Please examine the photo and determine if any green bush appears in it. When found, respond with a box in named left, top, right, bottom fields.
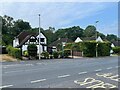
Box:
left=23, top=50, right=28, bottom=57
left=53, top=51, right=59, bottom=58
left=27, top=44, right=37, bottom=58
left=82, top=41, right=111, bottom=57
left=41, top=51, right=49, bottom=59
left=6, top=45, right=13, bottom=55
left=112, top=46, right=120, bottom=54
left=82, top=41, right=96, bottom=57
left=97, top=42, right=111, bottom=56
left=64, top=49, right=71, bottom=58
left=6, top=45, right=21, bottom=59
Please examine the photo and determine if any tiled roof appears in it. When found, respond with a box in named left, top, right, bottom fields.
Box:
left=49, top=38, right=72, bottom=47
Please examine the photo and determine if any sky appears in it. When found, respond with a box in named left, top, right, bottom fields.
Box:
left=0, top=1, right=118, bottom=36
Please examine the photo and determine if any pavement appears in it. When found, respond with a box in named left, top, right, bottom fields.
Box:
left=1, top=56, right=119, bottom=89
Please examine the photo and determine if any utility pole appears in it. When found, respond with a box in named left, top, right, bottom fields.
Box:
left=95, top=21, right=99, bottom=57
left=39, top=14, right=41, bottom=60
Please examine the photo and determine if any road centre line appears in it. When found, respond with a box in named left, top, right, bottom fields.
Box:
left=95, top=69, right=102, bottom=72
left=58, top=74, right=70, bottom=78
left=107, top=67, right=113, bottom=69
left=0, top=85, right=13, bottom=88
left=78, top=71, right=87, bottom=75
left=31, top=79, right=46, bottom=83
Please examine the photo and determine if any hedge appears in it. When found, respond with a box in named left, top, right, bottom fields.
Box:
left=82, top=41, right=96, bottom=57
left=6, top=45, right=21, bottom=59
left=112, top=46, right=120, bottom=54
left=97, top=42, right=111, bottom=56
left=82, top=41, right=111, bottom=57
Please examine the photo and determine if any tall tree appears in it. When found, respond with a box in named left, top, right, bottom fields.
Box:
left=83, top=25, right=96, bottom=37
left=106, top=34, right=118, bottom=42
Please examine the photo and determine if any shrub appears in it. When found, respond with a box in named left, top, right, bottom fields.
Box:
left=23, top=50, right=28, bottom=57
left=6, top=45, right=21, bottom=59
left=53, top=51, right=59, bottom=58
left=64, top=49, right=71, bottom=58
left=112, top=46, right=120, bottom=54
left=97, top=42, right=111, bottom=56
left=6, top=45, right=13, bottom=55
left=27, top=44, right=37, bottom=58
left=81, top=41, right=111, bottom=57
left=82, top=41, right=96, bottom=57
left=41, top=51, right=49, bottom=59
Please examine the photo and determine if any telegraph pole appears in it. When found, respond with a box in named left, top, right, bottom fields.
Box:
left=95, top=21, right=99, bottom=57
left=39, top=14, right=41, bottom=60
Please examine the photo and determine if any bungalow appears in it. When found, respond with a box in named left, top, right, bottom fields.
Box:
left=48, top=38, right=72, bottom=54
left=82, top=36, right=104, bottom=42
left=13, top=31, right=47, bottom=55
left=74, top=37, right=83, bottom=43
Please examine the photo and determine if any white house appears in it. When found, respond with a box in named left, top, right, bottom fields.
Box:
left=13, top=31, right=47, bottom=54
left=75, top=37, right=83, bottom=43
left=96, top=36, right=103, bottom=42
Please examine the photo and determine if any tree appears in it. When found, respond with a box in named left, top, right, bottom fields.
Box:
left=13, top=19, right=31, bottom=35
left=106, top=34, right=118, bottom=42
left=83, top=25, right=96, bottom=37
left=54, top=26, right=84, bottom=41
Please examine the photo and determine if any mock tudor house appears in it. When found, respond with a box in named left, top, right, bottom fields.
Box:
left=13, top=31, right=47, bottom=55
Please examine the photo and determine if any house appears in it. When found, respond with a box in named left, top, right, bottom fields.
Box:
left=111, top=40, right=120, bottom=47
left=82, top=36, right=104, bottom=42
left=74, top=37, right=83, bottom=43
left=13, top=31, right=47, bottom=54
left=48, top=38, right=72, bottom=54
left=96, top=36, right=103, bottom=42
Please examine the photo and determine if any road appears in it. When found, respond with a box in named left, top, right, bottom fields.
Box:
left=1, top=56, right=119, bottom=89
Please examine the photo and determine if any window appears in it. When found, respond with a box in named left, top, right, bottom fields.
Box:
left=30, top=39, right=36, bottom=42
left=41, top=38, right=44, bottom=42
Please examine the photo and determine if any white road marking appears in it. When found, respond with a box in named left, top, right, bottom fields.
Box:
left=31, top=79, right=46, bottom=83
left=95, top=69, right=102, bottom=72
left=0, top=85, right=13, bottom=88
left=58, top=74, right=70, bottom=78
left=107, top=67, right=113, bottom=70
left=37, top=63, right=42, bottom=65
left=78, top=71, right=87, bottom=75
left=5, top=70, right=23, bottom=73
left=26, top=64, right=33, bottom=66
left=115, top=66, right=120, bottom=68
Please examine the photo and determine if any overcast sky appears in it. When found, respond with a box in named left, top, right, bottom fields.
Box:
left=0, top=1, right=118, bottom=36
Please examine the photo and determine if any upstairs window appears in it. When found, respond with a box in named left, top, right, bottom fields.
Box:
left=41, top=38, right=44, bottom=42
left=30, top=39, right=36, bottom=42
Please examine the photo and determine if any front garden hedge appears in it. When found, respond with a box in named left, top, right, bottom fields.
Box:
left=6, top=45, right=22, bottom=59
left=82, top=41, right=111, bottom=57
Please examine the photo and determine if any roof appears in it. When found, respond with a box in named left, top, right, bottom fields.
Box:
left=75, top=37, right=83, bottom=43
left=49, top=38, right=72, bottom=47
left=112, top=40, right=120, bottom=46
left=16, top=31, right=37, bottom=44
left=96, top=36, right=103, bottom=42
left=16, top=35, right=36, bottom=48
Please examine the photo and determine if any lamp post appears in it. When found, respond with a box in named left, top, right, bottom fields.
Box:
left=95, top=21, right=99, bottom=57
left=39, top=14, right=41, bottom=60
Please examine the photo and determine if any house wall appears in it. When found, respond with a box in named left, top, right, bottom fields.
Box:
left=13, top=32, right=47, bottom=55
left=13, top=38, right=19, bottom=47
left=36, top=33, right=47, bottom=45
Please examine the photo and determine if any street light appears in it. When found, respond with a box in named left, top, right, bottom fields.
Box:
left=95, top=21, right=99, bottom=57
left=38, top=14, right=41, bottom=60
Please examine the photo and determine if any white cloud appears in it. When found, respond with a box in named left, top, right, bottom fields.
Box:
left=0, top=2, right=118, bottom=36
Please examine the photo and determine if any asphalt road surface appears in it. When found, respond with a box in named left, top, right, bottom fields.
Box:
left=1, top=56, right=119, bottom=89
